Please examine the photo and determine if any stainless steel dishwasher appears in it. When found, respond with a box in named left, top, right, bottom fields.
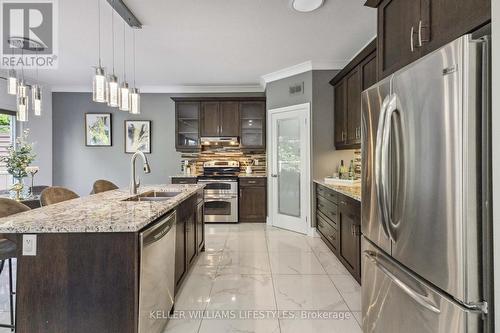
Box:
left=138, top=211, right=176, bottom=333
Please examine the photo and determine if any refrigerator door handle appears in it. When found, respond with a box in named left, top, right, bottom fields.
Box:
left=380, top=93, right=398, bottom=242
left=375, top=95, right=392, bottom=240
left=364, top=250, right=441, bottom=314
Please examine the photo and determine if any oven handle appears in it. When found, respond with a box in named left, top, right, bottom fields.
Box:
left=198, top=179, right=237, bottom=183
left=204, top=196, right=238, bottom=201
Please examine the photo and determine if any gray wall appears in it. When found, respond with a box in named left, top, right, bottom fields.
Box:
left=266, top=72, right=313, bottom=110
left=52, top=92, right=263, bottom=195
left=0, top=80, right=53, bottom=186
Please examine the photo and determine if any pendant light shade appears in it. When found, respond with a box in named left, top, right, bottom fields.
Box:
left=119, top=82, right=130, bottom=111
left=93, top=67, right=107, bottom=103
left=107, top=74, right=119, bottom=107
left=17, top=80, right=27, bottom=98
left=7, top=69, right=17, bottom=95
left=32, top=84, right=42, bottom=116
left=17, top=96, right=28, bottom=122
left=129, top=87, right=140, bottom=114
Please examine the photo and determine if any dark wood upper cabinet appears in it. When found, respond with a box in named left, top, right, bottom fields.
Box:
left=377, top=0, right=490, bottom=79
left=332, top=41, right=376, bottom=150
left=377, top=0, right=421, bottom=79
left=173, top=97, right=266, bottom=152
left=175, top=101, right=200, bottom=151
left=420, top=0, right=490, bottom=56
left=240, top=101, right=266, bottom=151
left=346, top=68, right=362, bottom=145
left=220, top=102, right=240, bottom=137
left=200, top=101, right=220, bottom=137
left=239, top=178, right=267, bottom=223
left=361, top=53, right=377, bottom=90
left=334, top=80, right=346, bottom=147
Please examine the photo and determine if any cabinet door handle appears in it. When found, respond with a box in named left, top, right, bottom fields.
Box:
left=418, top=20, right=429, bottom=47
left=410, top=26, right=415, bottom=52
left=248, top=180, right=256, bottom=184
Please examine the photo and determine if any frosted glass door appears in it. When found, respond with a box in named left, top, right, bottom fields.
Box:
left=269, top=104, right=310, bottom=235
left=277, top=118, right=301, bottom=217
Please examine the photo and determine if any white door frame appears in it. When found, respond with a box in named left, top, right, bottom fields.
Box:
left=267, top=103, right=311, bottom=234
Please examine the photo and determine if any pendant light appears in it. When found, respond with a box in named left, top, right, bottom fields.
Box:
left=17, top=96, right=28, bottom=122
left=32, top=84, right=42, bottom=116
left=7, top=69, right=17, bottom=95
left=92, top=0, right=107, bottom=103
left=107, top=8, right=119, bottom=107
left=129, top=29, right=140, bottom=114
left=119, top=22, right=130, bottom=111
left=32, top=49, right=42, bottom=116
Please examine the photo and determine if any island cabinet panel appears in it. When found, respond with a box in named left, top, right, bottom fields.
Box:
left=174, top=192, right=203, bottom=292
left=196, top=195, right=205, bottom=253
left=315, top=183, right=361, bottom=283
left=15, top=233, right=139, bottom=333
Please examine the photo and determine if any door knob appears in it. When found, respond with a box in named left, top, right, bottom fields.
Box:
left=271, top=174, right=278, bottom=178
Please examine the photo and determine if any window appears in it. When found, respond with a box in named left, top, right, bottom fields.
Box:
left=0, top=111, right=16, bottom=191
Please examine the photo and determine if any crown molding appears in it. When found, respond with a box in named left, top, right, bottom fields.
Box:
left=51, top=84, right=265, bottom=93
left=260, top=60, right=348, bottom=87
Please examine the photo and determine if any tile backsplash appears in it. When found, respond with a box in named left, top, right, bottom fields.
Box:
left=180, top=148, right=266, bottom=175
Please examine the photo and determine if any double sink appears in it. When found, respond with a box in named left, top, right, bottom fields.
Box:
left=124, top=190, right=182, bottom=202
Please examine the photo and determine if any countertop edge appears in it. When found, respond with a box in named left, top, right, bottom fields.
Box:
left=313, top=179, right=361, bottom=202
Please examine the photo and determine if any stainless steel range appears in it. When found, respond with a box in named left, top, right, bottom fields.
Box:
left=198, top=161, right=239, bottom=223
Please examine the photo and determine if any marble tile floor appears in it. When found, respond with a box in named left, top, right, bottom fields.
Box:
left=0, top=224, right=362, bottom=333
left=164, top=223, right=362, bottom=333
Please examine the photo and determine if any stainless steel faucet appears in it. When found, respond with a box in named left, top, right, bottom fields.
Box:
left=130, top=151, right=151, bottom=194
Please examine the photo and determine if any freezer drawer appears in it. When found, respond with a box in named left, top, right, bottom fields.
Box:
left=361, top=238, right=483, bottom=333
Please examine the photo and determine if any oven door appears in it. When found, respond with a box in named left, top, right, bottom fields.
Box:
left=204, top=195, right=238, bottom=223
left=198, top=179, right=237, bottom=196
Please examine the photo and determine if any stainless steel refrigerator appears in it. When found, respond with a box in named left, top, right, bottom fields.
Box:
left=361, top=33, right=492, bottom=333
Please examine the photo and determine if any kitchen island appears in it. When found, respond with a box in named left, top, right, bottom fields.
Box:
left=0, top=184, right=204, bottom=333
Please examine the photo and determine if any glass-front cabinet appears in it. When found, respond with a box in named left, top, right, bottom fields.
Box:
left=175, top=101, right=200, bottom=151
left=240, top=101, right=266, bottom=151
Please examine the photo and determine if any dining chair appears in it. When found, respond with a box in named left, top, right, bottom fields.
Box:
left=92, top=180, right=119, bottom=194
left=40, top=186, right=80, bottom=206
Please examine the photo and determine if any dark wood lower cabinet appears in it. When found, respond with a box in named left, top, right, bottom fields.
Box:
left=338, top=200, right=361, bottom=283
left=315, top=183, right=361, bottom=283
left=175, top=192, right=204, bottom=292
left=239, top=177, right=267, bottom=223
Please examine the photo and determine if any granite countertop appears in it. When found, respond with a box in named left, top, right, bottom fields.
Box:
left=0, top=184, right=203, bottom=234
left=314, top=179, right=361, bottom=202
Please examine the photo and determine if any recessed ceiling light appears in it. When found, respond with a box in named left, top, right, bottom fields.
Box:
left=291, top=0, right=324, bottom=12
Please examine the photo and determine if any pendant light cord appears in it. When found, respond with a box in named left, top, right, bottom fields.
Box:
left=111, top=6, right=115, bottom=74
left=97, top=0, right=101, bottom=67
left=133, top=29, right=136, bottom=88
left=123, top=21, right=126, bottom=81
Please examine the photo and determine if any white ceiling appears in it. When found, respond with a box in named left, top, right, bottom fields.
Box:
left=35, top=0, right=376, bottom=91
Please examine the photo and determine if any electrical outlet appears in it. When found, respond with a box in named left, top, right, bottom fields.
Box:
left=22, top=234, right=37, bottom=256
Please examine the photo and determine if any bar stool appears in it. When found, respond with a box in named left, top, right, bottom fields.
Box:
left=91, top=180, right=118, bottom=194
left=0, top=198, right=31, bottom=331
left=40, top=186, right=79, bottom=206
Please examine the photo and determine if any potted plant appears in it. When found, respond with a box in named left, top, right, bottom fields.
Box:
left=1, top=129, right=36, bottom=200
